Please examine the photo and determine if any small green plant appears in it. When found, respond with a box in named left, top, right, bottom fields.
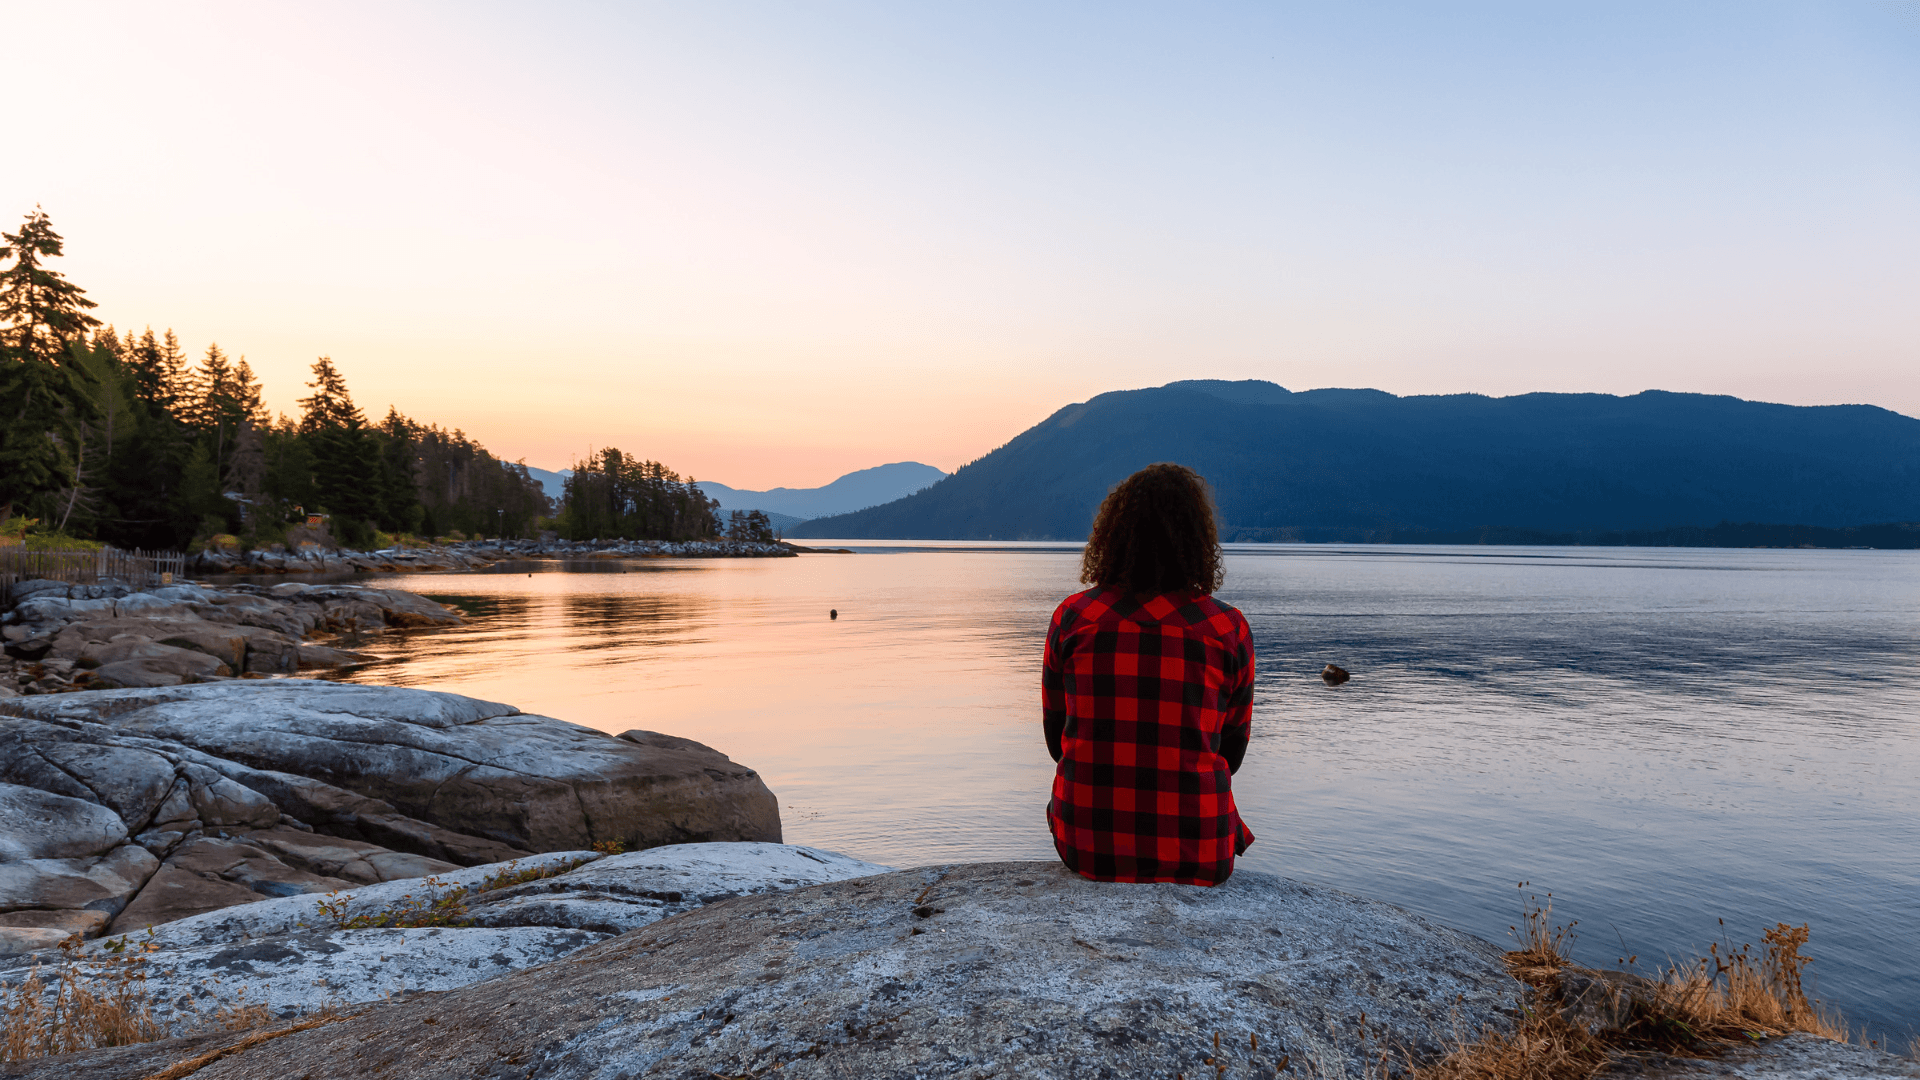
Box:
left=310, top=857, right=598, bottom=931
left=591, top=839, right=627, bottom=856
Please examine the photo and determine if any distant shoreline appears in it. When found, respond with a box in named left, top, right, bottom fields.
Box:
left=793, top=523, right=1920, bottom=550
left=188, top=538, right=850, bottom=576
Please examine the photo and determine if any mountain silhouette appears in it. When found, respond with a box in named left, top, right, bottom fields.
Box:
left=787, top=381, right=1920, bottom=541
left=697, top=461, right=947, bottom=521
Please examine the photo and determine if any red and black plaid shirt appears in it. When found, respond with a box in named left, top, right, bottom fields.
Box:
left=1042, top=585, right=1256, bottom=886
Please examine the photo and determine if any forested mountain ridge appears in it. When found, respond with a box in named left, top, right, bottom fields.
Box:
left=788, top=380, right=1920, bottom=541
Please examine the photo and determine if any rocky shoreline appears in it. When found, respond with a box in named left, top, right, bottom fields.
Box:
left=0, top=577, right=461, bottom=696
left=0, top=681, right=780, bottom=952
left=0, top=679, right=1910, bottom=1077
left=188, top=537, right=802, bottom=575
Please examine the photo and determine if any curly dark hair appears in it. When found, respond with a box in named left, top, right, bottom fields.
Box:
left=1080, top=463, right=1224, bottom=596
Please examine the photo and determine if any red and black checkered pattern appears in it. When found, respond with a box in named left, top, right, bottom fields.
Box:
left=1042, top=586, right=1256, bottom=886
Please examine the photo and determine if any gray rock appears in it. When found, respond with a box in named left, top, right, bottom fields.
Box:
left=2, top=637, right=51, bottom=662
left=36, top=861, right=1521, bottom=1080
left=151, top=627, right=250, bottom=671
left=4, top=580, right=71, bottom=604
left=0, top=782, right=128, bottom=861
left=90, top=645, right=231, bottom=688
left=31, top=743, right=179, bottom=832
left=294, top=643, right=374, bottom=669
left=132, top=925, right=611, bottom=1031
left=240, top=826, right=458, bottom=886
left=108, top=835, right=364, bottom=934
left=463, top=841, right=891, bottom=934
left=0, top=908, right=109, bottom=938
left=0, top=845, right=159, bottom=917
left=1609, top=1033, right=1920, bottom=1079
left=4, top=681, right=782, bottom=855
left=122, top=849, right=604, bottom=949
left=1559, top=966, right=1660, bottom=1033
left=0, top=926, right=75, bottom=956
left=0, top=682, right=782, bottom=936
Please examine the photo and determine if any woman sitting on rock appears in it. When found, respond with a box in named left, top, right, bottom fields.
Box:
left=1043, top=462, right=1256, bottom=885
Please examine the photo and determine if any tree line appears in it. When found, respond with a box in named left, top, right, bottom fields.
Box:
left=1, top=206, right=758, bottom=551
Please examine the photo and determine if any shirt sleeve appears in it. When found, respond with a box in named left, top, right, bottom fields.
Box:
left=1042, top=604, right=1068, bottom=763
left=1219, top=612, right=1254, bottom=774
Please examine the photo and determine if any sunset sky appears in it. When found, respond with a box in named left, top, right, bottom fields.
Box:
left=7, top=2, right=1917, bottom=489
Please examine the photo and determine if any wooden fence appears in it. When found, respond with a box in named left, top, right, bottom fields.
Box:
left=0, top=547, right=188, bottom=605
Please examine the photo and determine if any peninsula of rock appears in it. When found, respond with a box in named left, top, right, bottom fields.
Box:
left=0, top=681, right=781, bottom=952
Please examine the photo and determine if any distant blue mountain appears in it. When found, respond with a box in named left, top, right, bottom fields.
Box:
left=525, top=466, right=572, bottom=503
left=787, top=381, right=1920, bottom=541
left=697, top=462, right=947, bottom=521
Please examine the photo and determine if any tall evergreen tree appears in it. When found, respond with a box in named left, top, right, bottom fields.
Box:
left=0, top=208, right=102, bottom=522
left=0, top=207, right=100, bottom=363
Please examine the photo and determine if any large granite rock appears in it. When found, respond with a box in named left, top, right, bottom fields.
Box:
left=0, top=844, right=889, bottom=1033
left=0, top=682, right=783, bottom=941
left=19, top=861, right=1525, bottom=1080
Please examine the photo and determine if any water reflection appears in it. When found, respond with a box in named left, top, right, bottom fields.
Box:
left=287, top=544, right=1917, bottom=1040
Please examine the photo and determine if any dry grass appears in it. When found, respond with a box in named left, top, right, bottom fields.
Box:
left=1648, top=921, right=1844, bottom=1045
left=1404, top=890, right=1850, bottom=1080
left=0, top=936, right=289, bottom=1065
left=1, top=948, right=161, bottom=1062
left=309, top=855, right=599, bottom=931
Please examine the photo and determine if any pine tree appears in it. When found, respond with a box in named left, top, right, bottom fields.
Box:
left=158, top=330, right=189, bottom=413
left=125, top=327, right=168, bottom=406
left=0, top=208, right=101, bottom=522
left=0, top=207, right=101, bottom=364
left=298, top=356, right=363, bottom=432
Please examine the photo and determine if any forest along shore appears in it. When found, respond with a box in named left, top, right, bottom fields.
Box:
left=186, top=536, right=826, bottom=575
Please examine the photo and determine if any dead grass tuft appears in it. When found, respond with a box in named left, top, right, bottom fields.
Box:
left=1404, top=892, right=1850, bottom=1080
left=1644, top=921, right=1844, bottom=1045
left=1, top=936, right=300, bottom=1064
left=1, top=946, right=161, bottom=1062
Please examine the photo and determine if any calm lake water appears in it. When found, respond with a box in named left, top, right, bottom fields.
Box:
left=309, top=543, right=1918, bottom=1040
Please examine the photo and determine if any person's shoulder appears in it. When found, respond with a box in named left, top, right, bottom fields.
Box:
left=1183, top=593, right=1251, bottom=638
left=1052, top=586, right=1115, bottom=626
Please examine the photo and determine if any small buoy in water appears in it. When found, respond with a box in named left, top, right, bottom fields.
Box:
left=830, top=609, right=838, bottom=620
left=1321, top=664, right=1350, bottom=687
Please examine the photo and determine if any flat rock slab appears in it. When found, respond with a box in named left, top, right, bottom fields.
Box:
left=464, top=841, right=894, bottom=935
left=139, top=925, right=610, bottom=1030
left=119, top=861, right=1523, bottom=1080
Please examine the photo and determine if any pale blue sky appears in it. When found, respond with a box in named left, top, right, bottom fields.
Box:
left=7, top=1, right=1916, bottom=486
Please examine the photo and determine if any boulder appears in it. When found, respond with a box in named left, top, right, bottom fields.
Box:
left=108, top=835, right=363, bottom=934
left=0, top=927, right=75, bottom=956
left=152, top=628, right=250, bottom=671
left=0, top=783, right=128, bottom=861
left=294, top=643, right=375, bottom=669
left=0, top=845, right=159, bottom=917
left=4, top=580, right=71, bottom=604
left=2, top=637, right=51, bottom=662
left=1557, top=966, right=1660, bottom=1034
left=19, top=744, right=176, bottom=833
left=0, top=682, right=783, bottom=935
left=0, top=909, right=110, bottom=936
left=14, top=861, right=1524, bottom=1080
left=238, top=827, right=458, bottom=885
left=89, top=657, right=225, bottom=688
left=4, top=681, right=782, bottom=855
